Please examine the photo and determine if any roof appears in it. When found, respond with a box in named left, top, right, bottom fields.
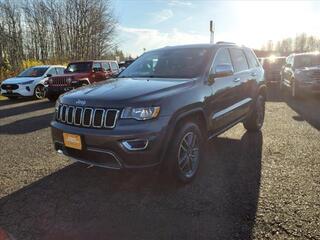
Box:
left=69, top=60, right=117, bottom=63
left=29, top=65, right=66, bottom=68
left=149, top=43, right=243, bottom=53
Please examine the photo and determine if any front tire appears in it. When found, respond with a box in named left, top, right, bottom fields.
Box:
left=34, top=84, right=46, bottom=99
left=291, top=80, right=302, bottom=99
left=243, top=94, right=265, bottom=132
left=166, top=121, right=203, bottom=183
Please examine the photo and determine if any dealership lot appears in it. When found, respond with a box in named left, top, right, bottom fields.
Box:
left=0, top=90, right=319, bottom=240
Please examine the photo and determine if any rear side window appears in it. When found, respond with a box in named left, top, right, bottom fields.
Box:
left=244, top=49, right=260, bottom=68
left=230, top=48, right=249, bottom=72
left=110, top=62, right=118, bottom=71
left=212, top=48, right=232, bottom=72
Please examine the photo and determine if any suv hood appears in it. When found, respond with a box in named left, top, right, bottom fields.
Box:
left=2, top=76, right=42, bottom=84
left=296, top=66, right=320, bottom=72
left=61, top=77, right=194, bottom=106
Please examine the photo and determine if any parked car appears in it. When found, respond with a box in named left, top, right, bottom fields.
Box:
left=0, top=65, right=65, bottom=100
left=263, top=56, right=286, bottom=86
left=51, top=43, right=266, bottom=183
left=281, top=52, right=320, bottom=98
left=46, top=60, right=119, bottom=101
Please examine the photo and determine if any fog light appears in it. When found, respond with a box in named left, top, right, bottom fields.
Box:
left=26, top=86, right=30, bottom=91
left=122, top=139, right=149, bottom=151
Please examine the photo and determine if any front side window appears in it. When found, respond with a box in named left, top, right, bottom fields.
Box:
left=212, top=48, right=232, bottom=73
left=102, top=62, right=111, bottom=71
left=18, top=67, right=49, bottom=77
left=229, top=48, right=249, bottom=72
left=111, top=62, right=118, bottom=71
left=65, top=62, right=92, bottom=73
left=47, top=68, right=57, bottom=76
left=119, top=47, right=212, bottom=79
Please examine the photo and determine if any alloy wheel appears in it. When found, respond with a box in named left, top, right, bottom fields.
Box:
left=177, top=131, right=200, bottom=179
left=35, top=85, right=46, bottom=99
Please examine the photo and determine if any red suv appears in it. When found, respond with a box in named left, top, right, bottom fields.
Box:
left=46, top=60, right=119, bottom=101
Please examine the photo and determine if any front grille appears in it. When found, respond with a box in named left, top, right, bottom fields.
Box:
left=1, top=84, right=19, bottom=90
left=51, top=77, right=68, bottom=86
left=56, top=104, right=119, bottom=128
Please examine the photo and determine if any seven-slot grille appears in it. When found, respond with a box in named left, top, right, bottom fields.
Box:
left=56, top=104, right=119, bottom=128
left=51, top=77, right=68, bottom=86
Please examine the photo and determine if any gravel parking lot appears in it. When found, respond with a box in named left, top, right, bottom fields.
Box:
left=0, top=89, right=319, bottom=240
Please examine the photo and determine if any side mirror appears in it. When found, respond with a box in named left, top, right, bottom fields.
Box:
left=46, top=74, right=52, bottom=78
left=285, top=63, right=292, bottom=68
left=209, top=64, right=234, bottom=83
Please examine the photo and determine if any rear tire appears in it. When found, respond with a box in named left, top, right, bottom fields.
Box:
left=243, top=94, right=265, bottom=132
left=165, top=121, right=204, bottom=183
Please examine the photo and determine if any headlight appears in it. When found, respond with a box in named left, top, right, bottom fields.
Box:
left=21, top=80, right=34, bottom=85
left=55, top=98, right=60, bottom=111
left=121, top=107, right=160, bottom=120
left=66, top=77, right=72, bottom=84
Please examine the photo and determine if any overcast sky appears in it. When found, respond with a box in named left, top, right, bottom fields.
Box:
left=112, top=0, right=320, bottom=57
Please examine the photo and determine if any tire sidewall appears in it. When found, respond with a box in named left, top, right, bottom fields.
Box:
left=167, top=121, right=203, bottom=183
left=34, top=84, right=46, bottom=99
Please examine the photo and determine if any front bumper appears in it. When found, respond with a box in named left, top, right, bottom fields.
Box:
left=0, top=85, right=34, bottom=97
left=51, top=116, right=171, bottom=169
left=46, top=86, right=74, bottom=96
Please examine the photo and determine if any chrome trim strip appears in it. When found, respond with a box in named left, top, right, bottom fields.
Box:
left=92, top=108, right=105, bottom=128
left=122, top=139, right=149, bottom=151
left=104, top=109, right=120, bottom=128
left=74, top=107, right=83, bottom=126
left=212, top=98, right=252, bottom=120
left=82, top=108, right=93, bottom=127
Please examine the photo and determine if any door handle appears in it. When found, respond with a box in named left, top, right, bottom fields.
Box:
left=233, top=77, right=241, bottom=82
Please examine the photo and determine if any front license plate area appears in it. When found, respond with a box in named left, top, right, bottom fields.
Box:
left=63, top=133, right=82, bottom=150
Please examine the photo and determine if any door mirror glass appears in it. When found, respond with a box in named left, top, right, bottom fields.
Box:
left=212, top=64, right=234, bottom=78
left=285, top=63, right=292, bottom=68
left=46, top=74, right=52, bottom=78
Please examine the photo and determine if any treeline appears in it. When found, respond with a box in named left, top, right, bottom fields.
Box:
left=262, top=33, right=320, bottom=55
left=0, top=0, right=120, bottom=80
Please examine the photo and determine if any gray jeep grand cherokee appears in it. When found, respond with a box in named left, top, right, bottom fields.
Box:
left=51, top=43, right=266, bottom=183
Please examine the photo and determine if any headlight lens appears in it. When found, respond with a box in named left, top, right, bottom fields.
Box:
left=66, top=77, right=72, bottom=84
left=55, top=98, right=60, bottom=111
left=21, top=80, right=34, bottom=85
left=121, top=107, right=160, bottom=120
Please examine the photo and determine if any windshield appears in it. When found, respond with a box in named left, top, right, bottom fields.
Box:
left=294, top=55, right=320, bottom=68
left=118, top=47, right=212, bottom=79
left=17, top=67, right=48, bottom=77
left=65, top=62, right=92, bottom=73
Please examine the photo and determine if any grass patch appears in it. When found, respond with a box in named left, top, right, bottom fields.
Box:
left=0, top=95, right=7, bottom=100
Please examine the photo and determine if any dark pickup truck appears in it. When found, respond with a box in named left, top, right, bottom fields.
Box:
left=51, top=43, right=266, bottom=183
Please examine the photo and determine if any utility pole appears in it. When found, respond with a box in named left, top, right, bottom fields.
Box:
left=210, top=20, right=215, bottom=44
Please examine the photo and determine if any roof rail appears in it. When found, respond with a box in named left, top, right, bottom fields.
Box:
left=216, top=41, right=236, bottom=45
